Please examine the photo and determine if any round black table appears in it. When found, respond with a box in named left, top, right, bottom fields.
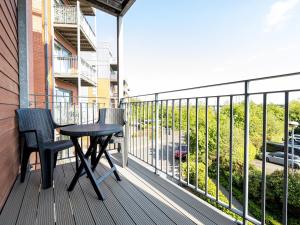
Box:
left=60, top=124, right=123, bottom=200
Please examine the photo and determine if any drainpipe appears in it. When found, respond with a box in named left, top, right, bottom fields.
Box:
left=44, top=0, right=49, bottom=109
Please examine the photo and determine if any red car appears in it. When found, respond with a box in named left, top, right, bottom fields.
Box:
left=175, top=145, right=188, bottom=160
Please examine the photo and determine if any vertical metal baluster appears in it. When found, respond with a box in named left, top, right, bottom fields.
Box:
left=229, top=96, right=234, bottom=209
left=155, top=94, right=159, bottom=174
left=216, top=97, right=220, bottom=203
left=129, top=102, right=131, bottom=154
left=166, top=100, right=169, bottom=174
left=261, top=93, right=267, bottom=224
left=147, top=101, right=149, bottom=164
left=92, top=103, right=95, bottom=123
left=161, top=100, right=163, bottom=171
left=172, top=100, right=175, bottom=179
left=195, top=98, right=199, bottom=190
left=205, top=97, right=208, bottom=196
left=80, top=103, right=83, bottom=149
left=283, top=92, right=289, bottom=225
left=138, top=102, right=143, bottom=160
left=87, top=103, right=89, bottom=149
left=67, top=102, right=70, bottom=159
left=187, top=98, right=190, bottom=185
left=136, top=102, right=138, bottom=158
left=243, top=81, right=250, bottom=225
left=179, top=99, right=182, bottom=182
left=152, top=101, right=154, bottom=167
left=59, top=102, right=62, bottom=159
left=143, top=102, right=145, bottom=162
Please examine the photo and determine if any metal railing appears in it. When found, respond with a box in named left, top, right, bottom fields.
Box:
left=80, top=57, right=97, bottom=84
left=29, top=94, right=116, bottom=164
left=53, top=56, right=97, bottom=84
left=53, top=5, right=96, bottom=48
left=121, top=72, right=300, bottom=225
left=79, top=11, right=96, bottom=48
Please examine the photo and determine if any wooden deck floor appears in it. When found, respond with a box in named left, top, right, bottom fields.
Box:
left=0, top=152, right=237, bottom=225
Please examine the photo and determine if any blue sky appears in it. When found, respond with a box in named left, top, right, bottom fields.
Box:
left=96, top=0, right=300, bottom=96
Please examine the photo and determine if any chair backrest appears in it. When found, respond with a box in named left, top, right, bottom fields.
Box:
left=98, top=108, right=125, bottom=126
left=16, top=108, right=55, bottom=148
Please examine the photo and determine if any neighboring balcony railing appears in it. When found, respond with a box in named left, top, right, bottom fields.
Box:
left=110, top=72, right=118, bottom=81
left=53, top=5, right=96, bottom=48
left=80, top=57, right=97, bottom=84
left=120, top=72, right=300, bottom=225
left=53, top=56, right=97, bottom=85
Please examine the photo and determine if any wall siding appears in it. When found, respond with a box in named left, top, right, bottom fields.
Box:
left=0, top=0, right=19, bottom=210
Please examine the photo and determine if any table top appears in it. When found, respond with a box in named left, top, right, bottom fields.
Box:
left=60, top=124, right=123, bottom=137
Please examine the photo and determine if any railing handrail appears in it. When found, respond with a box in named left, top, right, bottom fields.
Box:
left=124, top=71, right=300, bottom=98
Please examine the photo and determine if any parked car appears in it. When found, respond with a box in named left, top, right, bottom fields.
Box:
left=175, top=145, right=188, bottom=160
left=266, top=152, right=300, bottom=169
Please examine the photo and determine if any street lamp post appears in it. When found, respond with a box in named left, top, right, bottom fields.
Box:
left=289, top=121, right=299, bottom=173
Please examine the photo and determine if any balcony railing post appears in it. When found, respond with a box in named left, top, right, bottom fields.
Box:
left=243, top=81, right=250, bottom=224
left=155, top=93, right=159, bottom=174
left=122, top=98, right=129, bottom=167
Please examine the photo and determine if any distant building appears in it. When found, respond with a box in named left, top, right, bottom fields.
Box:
left=30, top=0, right=97, bottom=108
left=93, top=42, right=129, bottom=108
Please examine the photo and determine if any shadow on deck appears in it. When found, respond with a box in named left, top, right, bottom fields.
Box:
left=0, top=151, right=237, bottom=225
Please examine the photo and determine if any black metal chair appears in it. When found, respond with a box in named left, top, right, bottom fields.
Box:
left=97, top=108, right=126, bottom=152
left=16, top=108, right=75, bottom=189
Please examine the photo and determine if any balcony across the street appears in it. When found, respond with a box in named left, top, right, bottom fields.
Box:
left=54, top=5, right=96, bottom=51
left=53, top=56, right=97, bottom=86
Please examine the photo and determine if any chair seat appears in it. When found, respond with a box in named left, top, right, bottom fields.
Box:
left=44, top=140, right=74, bottom=152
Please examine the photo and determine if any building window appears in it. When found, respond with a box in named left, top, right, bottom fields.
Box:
left=55, top=88, right=73, bottom=103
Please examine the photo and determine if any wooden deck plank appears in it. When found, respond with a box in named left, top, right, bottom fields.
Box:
left=16, top=172, right=40, bottom=225
left=98, top=162, right=176, bottom=225
left=119, top=154, right=237, bottom=225
left=54, top=166, right=76, bottom=225
left=36, top=174, right=54, bottom=225
left=1, top=160, right=237, bottom=225
left=0, top=174, right=29, bottom=225
left=96, top=164, right=156, bottom=225
left=100, top=157, right=197, bottom=225
left=70, top=163, right=133, bottom=225
left=62, top=163, right=96, bottom=225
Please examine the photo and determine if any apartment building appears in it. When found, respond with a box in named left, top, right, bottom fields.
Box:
left=94, top=42, right=128, bottom=108
left=30, top=0, right=97, bottom=108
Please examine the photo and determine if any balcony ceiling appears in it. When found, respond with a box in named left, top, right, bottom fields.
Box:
left=80, top=0, right=136, bottom=16
left=69, top=0, right=96, bottom=16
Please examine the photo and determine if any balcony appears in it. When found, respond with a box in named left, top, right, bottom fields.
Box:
left=53, top=5, right=96, bottom=51
left=53, top=56, right=97, bottom=87
left=110, top=72, right=118, bottom=82
left=1, top=74, right=300, bottom=225
left=0, top=152, right=235, bottom=225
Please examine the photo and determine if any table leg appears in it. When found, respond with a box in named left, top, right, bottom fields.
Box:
left=92, top=135, right=121, bottom=181
left=68, top=137, right=104, bottom=200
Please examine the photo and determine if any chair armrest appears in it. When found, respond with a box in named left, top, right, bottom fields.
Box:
left=53, top=123, right=76, bottom=129
left=20, top=129, right=44, bottom=149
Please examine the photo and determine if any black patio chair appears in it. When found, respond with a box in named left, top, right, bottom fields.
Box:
left=97, top=108, right=126, bottom=152
left=16, top=108, right=75, bottom=189
left=91, top=108, right=127, bottom=167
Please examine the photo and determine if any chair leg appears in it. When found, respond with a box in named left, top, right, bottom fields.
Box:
left=20, top=149, right=31, bottom=182
left=39, top=150, right=53, bottom=189
left=117, top=143, right=122, bottom=153
left=53, top=152, right=58, bottom=168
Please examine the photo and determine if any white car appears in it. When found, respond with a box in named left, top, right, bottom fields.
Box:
left=266, top=152, right=300, bottom=169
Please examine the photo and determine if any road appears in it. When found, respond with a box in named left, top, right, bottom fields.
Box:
left=251, top=159, right=299, bottom=174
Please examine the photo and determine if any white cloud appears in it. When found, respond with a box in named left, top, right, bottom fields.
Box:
left=265, top=0, right=299, bottom=31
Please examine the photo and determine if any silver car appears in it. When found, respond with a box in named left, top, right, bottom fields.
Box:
left=266, top=152, right=300, bottom=169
